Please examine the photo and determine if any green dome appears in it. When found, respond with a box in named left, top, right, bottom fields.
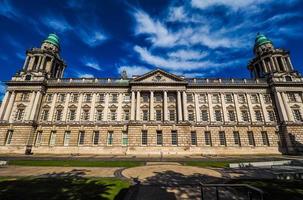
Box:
left=44, top=33, right=60, bottom=48
left=254, top=33, right=272, bottom=48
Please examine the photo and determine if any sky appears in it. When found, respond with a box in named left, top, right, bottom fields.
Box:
left=0, top=0, right=303, bottom=100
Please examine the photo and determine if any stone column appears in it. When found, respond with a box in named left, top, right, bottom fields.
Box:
left=194, top=93, right=200, bottom=122
left=150, top=91, right=154, bottom=120
left=207, top=93, right=213, bottom=122
left=182, top=91, right=188, bottom=121
left=259, top=94, right=268, bottom=123
left=117, top=93, right=123, bottom=121
left=246, top=93, right=254, bottom=122
left=27, top=56, right=34, bottom=70
left=282, top=57, right=288, bottom=71
left=3, top=91, right=15, bottom=121
left=22, top=56, right=29, bottom=70
left=131, top=91, right=136, bottom=120
left=25, top=91, right=36, bottom=120
left=62, top=93, right=71, bottom=121
left=163, top=91, right=168, bottom=121
left=76, top=93, right=83, bottom=121
left=103, top=93, right=109, bottom=121
left=0, top=91, right=10, bottom=120
left=287, top=57, right=294, bottom=71
left=36, top=56, right=42, bottom=71
left=233, top=93, right=241, bottom=122
left=29, top=91, right=42, bottom=120
left=274, top=92, right=288, bottom=122
left=221, top=93, right=227, bottom=122
left=177, top=91, right=183, bottom=122
left=48, top=93, right=57, bottom=121
left=40, top=56, right=46, bottom=70
left=61, top=67, right=65, bottom=78
left=270, top=57, right=276, bottom=71
left=274, top=57, right=280, bottom=71
left=136, top=91, right=141, bottom=121
left=262, top=59, right=268, bottom=73
left=281, top=92, right=294, bottom=121
left=89, top=93, right=96, bottom=121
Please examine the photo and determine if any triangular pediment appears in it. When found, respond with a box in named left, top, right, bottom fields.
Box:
left=132, top=69, right=185, bottom=83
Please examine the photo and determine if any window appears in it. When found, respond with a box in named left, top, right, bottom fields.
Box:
left=201, top=110, right=209, bottom=122
left=82, top=109, right=90, bottom=121
left=49, top=131, right=56, bottom=146
left=285, top=76, right=292, bottom=82
left=169, top=110, right=176, bottom=121
left=199, top=94, right=207, bottom=103
left=212, top=94, right=220, bottom=103
left=64, top=131, right=71, bottom=146
left=155, top=94, right=162, bottom=102
left=187, top=94, right=194, bottom=103
left=288, top=93, right=296, bottom=102
left=255, top=110, right=263, bottom=122
left=261, top=131, right=269, bottom=146
left=251, top=94, right=259, bottom=104
left=69, top=110, right=76, bottom=121
left=122, top=131, right=128, bottom=146
left=111, top=94, right=118, bottom=103
left=191, top=131, right=197, bottom=145
left=168, top=95, right=175, bottom=102
left=219, top=131, right=226, bottom=146
left=5, top=130, right=13, bottom=145
left=293, top=109, right=302, bottom=121
left=156, top=110, right=162, bottom=121
left=142, top=95, right=149, bottom=103
left=247, top=131, right=255, bottom=146
left=141, top=130, right=148, bottom=145
left=41, top=110, right=49, bottom=121
left=225, top=94, right=233, bottom=103
left=58, top=94, right=65, bottom=103
left=263, top=95, right=271, bottom=103
left=214, top=110, right=222, bottom=122
left=233, top=131, right=241, bottom=146
left=93, top=131, right=100, bottom=145
left=228, top=110, right=236, bottom=122
left=35, top=131, right=42, bottom=146
left=123, top=110, right=130, bottom=121
left=84, top=94, right=91, bottom=103
left=70, top=94, right=78, bottom=103
left=171, top=131, right=178, bottom=145
left=46, top=94, right=53, bottom=102
left=110, top=110, right=117, bottom=121
left=124, top=94, right=130, bottom=102
left=241, top=110, right=249, bottom=122
left=142, top=110, right=149, bottom=121
left=78, top=131, right=85, bottom=145
left=98, top=93, right=105, bottom=103
left=107, top=131, right=113, bottom=145
left=55, top=109, right=62, bottom=121
left=238, top=94, right=246, bottom=103
left=157, top=130, right=163, bottom=145
left=268, top=110, right=276, bottom=122
left=204, top=131, right=212, bottom=146
left=15, top=109, right=25, bottom=121
left=20, top=93, right=29, bottom=101
left=96, top=110, right=103, bottom=121
left=188, top=110, right=195, bottom=121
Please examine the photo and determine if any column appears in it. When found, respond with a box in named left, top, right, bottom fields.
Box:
left=177, top=91, right=183, bottom=122
left=27, top=56, right=34, bottom=70
left=103, top=93, right=109, bottom=121
left=262, top=59, right=268, bottom=73
left=40, top=56, right=46, bottom=70
left=194, top=93, right=200, bottom=122
left=116, top=93, right=123, bottom=121
left=270, top=57, right=276, bottom=71
left=259, top=94, right=268, bottom=123
left=207, top=93, right=213, bottom=122
left=22, top=56, right=29, bottom=70
left=48, top=93, right=57, bottom=121
left=281, top=92, right=294, bottom=121
left=136, top=91, right=141, bottom=121
left=287, top=57, right=294, bottom=71
left=220, top=93, right=227, bottom=122
left=274, top=92, right=288, bottom=122
left=89, top=93, right=97, bottom=121
left=246, top=93, right=254, bottom=122
left=25, top=91, right=36, bottom=120
left=62, top=93, right=71, bottom=121
left=163, top=91, right=168, bottom=121
left=150, top=91, right=154, bottom=120
left=36, top=56, right=42, bottom=71
left=130, top=91, right=136, bottom=120
left=0, top=91, right=10, bottom=120
left=182, top=91, right=188, bottom=120
left=233, top=93, right=241, bottom=122
left=29, top=91, right=42, bottom=120
left=274, top=57, right=280, bottom=71
left=61, top=67, right=65, bottom=78
left=3, top=91, right=16, bottom=121
left=76, top=93, right=83, bottom=121
left=281, top=57, right=287, bottom=71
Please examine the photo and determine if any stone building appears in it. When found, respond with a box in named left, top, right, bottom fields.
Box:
left=0, top=33, right=302, bottom=155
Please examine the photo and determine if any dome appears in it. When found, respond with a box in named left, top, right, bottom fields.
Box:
left=254, top=33, right=272, bottom=48
left=43, top=33, right=60, bottom=48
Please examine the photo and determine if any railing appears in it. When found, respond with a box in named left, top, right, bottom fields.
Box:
left=200, top=183, right=264, bottom=200
left=187, top=78, right=267, bottom=85
left=48, top=78, right=130, bottom=84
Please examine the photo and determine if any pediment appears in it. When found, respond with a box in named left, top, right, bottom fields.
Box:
left=132, top=69, right=185, bottom=83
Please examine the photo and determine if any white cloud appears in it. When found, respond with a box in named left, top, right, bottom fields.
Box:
left=41, top=15, right=72, bottom=33
left=168, top=49, right=208, bottom=61
left=76, top=73, right=94, bottom=78
left=0, top=0, right=20, bottom=19
left=191, top=0, right=269, bottom=10
left=81, top=57, right=102, bottom=71
left=77, top=29, right=107, bottom=47
left=118, top=65, right=151, bottom=77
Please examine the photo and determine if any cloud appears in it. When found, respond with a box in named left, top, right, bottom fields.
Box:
left=76, top=73, right=94, bottom=78
left=118, top=65, right=151, bottom=77
left=0, top=81, right=6, bottom=101
left=190, top=0, right=268, bottom=10
left=81, top=57, right=102, bottom=71
left=0, top=0, right=20, bottom=19
left=168, top=49, right=208, bottom=61
left=41, top=14, right=72, bottom=33
left=77, top=29, right=107, bottom=47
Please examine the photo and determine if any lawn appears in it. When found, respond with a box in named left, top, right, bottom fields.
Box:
left=8, top=160, right=144, bottom=168
left=184, top=161, right=230, bottom=168
left=0, top=176, right=130, bottom=200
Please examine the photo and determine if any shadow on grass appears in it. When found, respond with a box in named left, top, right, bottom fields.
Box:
left=0, top=170, right=129, bottom=200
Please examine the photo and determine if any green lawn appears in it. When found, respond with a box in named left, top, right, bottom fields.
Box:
left=8, top=160, right=144, bottom=168
left=0, top=177, right=130, bottom=200
left=184, top=161, right=230, bottom=168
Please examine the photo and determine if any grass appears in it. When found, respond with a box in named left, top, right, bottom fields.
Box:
left=8, top=160, right=144, bottom=168
left=184, top=161, right=230, bottom=168
left=0, top=176, right=130, bottom=200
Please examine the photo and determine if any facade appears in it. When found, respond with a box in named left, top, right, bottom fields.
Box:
left=0, top=33, right=303, bottom=155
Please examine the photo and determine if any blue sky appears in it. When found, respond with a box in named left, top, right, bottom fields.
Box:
left=1, top=0, right=303, bottom=99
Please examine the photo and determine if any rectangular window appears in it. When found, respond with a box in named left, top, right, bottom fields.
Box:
left=111, top=94, right=118, bottom=103
left=64, top=131, right=71, bottom=146
left=71, top=94, right=78, bottom=103
left=238, top=94, right=246, bottom=103
left=5, top=130, right=13, bottom=145
left=187, top=94, right=194, bottom=103
left=110, top=110, right=117, bottom=121
left=169, top=110, right=176, bottom=121
left=84, top=94, right=92, bottom=103
left=212, top=94, right=220, bottom=103
left=35, top=131, right=42, bottom=146
left=171, top=131, right=178, bottom=145
left=96, top=110, right=103, bottom=121
left=255, top=110, right=263, bottom=122
left=58, top=94, right=65, bottom=103
left=191, top=131, right=197, bottom=145
left=188, top=110, right=195, bottom=121
left=124, top=94, right=130, bottom=102
left=233, top=131, right=241, bottom=146
left=107, top=131, right=113, bottom=145
left=156, top=130, right=163, bottom=145
left=98, top=93, right=105, bottom=103
left=225, top=94, right=233, bottom=103
left=156, top=110, right=162, bottom=121
left=201, top=110, right=209, bottom=122
left=247, top=131, right=255, bottom=146
left=142, top=95, right=149, bottom=103
left=219, top=131, right=226, bottom=146
left=46, top=94, right=53, bottom=102
left=293, top=109, right=302, bottom=121
left=55, top=110, right=62, bottom=121
left=16, top=109, right=25, bottom=121
left=155, top=94, right=162, bottom=102
left=69, top=110, right=76, bottom=121
left=241, top=110, right=249, bottom=122
left=122, top=131, right=128, bottom=146
left=93, top=131, right=100, bottom=145
left=214, top=110, right=222, bottom=122
left=288, top=93, right=296, bottom=102
left=228, top=110, right=236, bottom=122
left=142, top=110, right=149, bottom=121
left=124, top=110, right=130, bottom=121
left=49, top=131, right=56, bottom=146
left=204, top=131, right=212, bottom=146
left=82, top=110, right=90, bottom=121
left=261, top=131, right=269, bottom=146
left=78, top=131, right=85, bottom=145
left=268, top=110, right=276, bottom=122
left=251, top=94, right=259, bottom=104
left=41, top=110, right=49, bottom=121
left=263, top=94, right=271, bottom=103
left=141, top=130, right=148, bottom=145
left=199, top=94, right=207, bottom=103
left=168, top=94, right=175, bottom=102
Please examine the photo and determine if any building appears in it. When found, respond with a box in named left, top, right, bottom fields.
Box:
left=0, top=33, right=302, bottom=155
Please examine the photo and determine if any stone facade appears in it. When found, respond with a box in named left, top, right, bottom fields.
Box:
left=0, top=33, right=302, bottom=155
